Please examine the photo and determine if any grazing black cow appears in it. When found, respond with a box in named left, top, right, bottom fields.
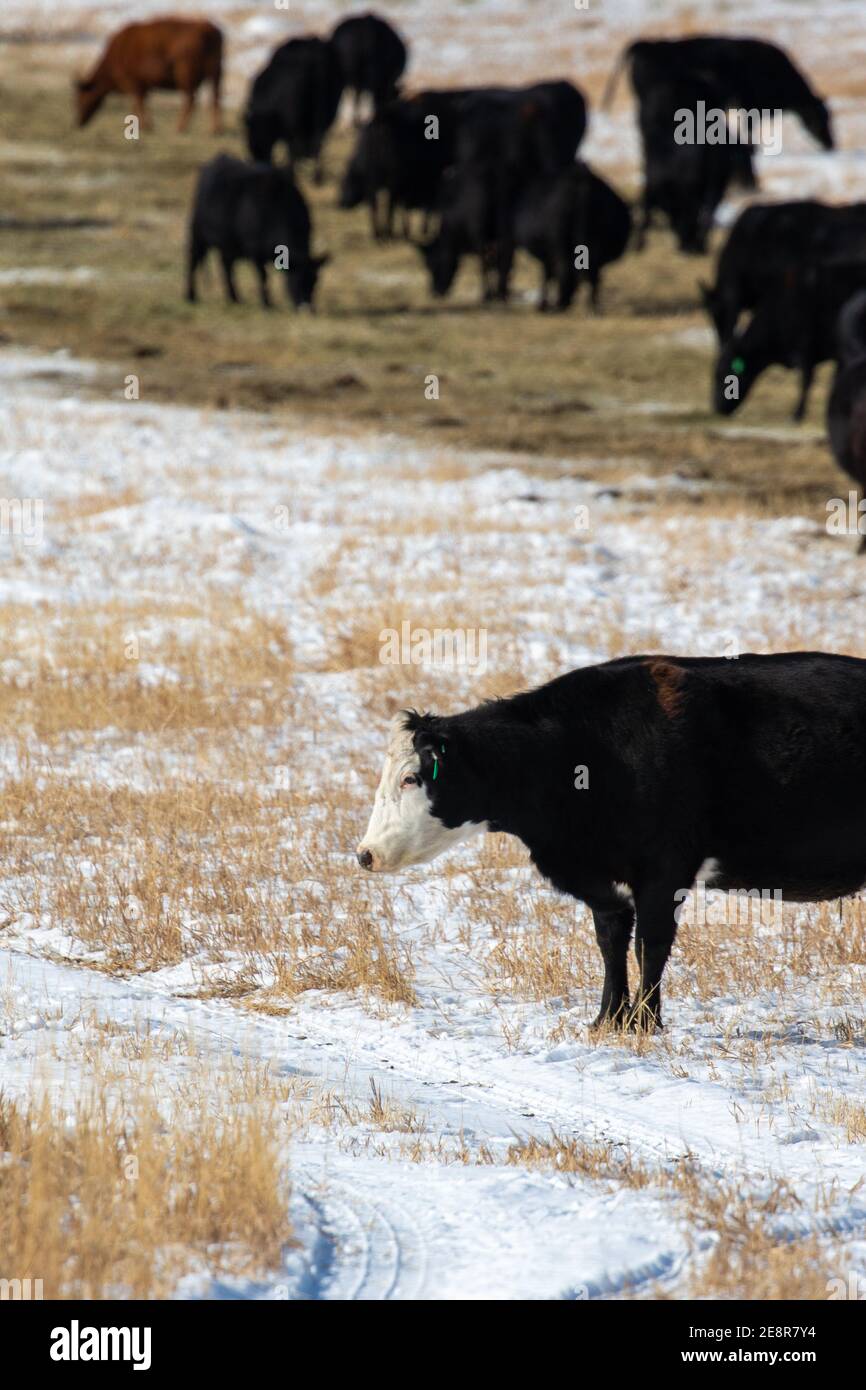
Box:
left=713, top=261, right=866, bottom=421
left=245, top=36, right=344, bottom=181
left=339, top=99, right=453, bottom=240
left=701, top=201, right=866, bottom=343
left=453, top=80, right=587, bottom=174
left=605, top=35, right=834, bottom=155
left=415, top=82, right=589, bottom=299
left=341, top=80, right=587, bottom=244
left=330, top=11, right=407, bottom=118
left=636, top=73, right=739, bottom=253
left=418, top=162, right=510, bottom=302
left=828, top=290, right=866, bottom=547
left=513, top=161, right=631, bottom=311
left=357, top=653, right=866, bottom=1029
left=186, top=154, right=328, bottom=309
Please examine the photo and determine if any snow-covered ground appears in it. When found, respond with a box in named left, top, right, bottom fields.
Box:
left=4, top=0, right=866, bottom=1300
left=2, top=350, right=866, bottom=1298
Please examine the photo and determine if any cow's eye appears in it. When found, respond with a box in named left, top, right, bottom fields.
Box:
left=400, top=774, right=420, bottom=790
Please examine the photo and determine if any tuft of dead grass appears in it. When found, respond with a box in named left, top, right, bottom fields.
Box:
left=0, top=1064, right=294, bottom=1299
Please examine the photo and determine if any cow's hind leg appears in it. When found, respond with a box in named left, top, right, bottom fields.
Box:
left=588, top=270, right=602, bottom=314
left=590, top=903, right=634, bottom=1029
left=256, top=263, right=272, bottom=309
left=219, top=252, right=240, bottom=304
left=630, top=876, right=691, bottom=1031
left=173, top=61, right=197, bottom=134
left=633, top=194, right=652, bottom=252
left=186, top=232, right=206, bottom=303
left=210, top=69, right=223, bottom=135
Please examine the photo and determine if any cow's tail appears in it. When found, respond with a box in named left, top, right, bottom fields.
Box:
left=601, top=43, right=633, bottom=109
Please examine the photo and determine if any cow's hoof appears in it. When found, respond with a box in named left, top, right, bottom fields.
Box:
left=626, top=1005, right=663, bottom=1034
left=589, top=1005, right=629, bottom=1032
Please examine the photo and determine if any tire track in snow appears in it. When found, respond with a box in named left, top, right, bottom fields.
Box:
left=4, top=942, right=865, bottom=1298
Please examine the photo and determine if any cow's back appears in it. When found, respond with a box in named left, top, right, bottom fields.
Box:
left=105, top=19, right=221, bottom=74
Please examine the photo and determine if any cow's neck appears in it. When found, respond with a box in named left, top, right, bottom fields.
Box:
left=449, top=701, right=587, bottom=846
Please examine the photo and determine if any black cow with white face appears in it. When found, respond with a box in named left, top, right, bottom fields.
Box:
left=358, top=653, right=866, bottom=1029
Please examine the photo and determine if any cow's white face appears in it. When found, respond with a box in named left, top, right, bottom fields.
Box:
left=356, top=717, right=487, bottom=872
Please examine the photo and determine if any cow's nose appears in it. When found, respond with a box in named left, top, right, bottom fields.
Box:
left=357, top=849, right=374, bottom=870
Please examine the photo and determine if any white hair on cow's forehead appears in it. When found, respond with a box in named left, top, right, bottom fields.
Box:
left=357, top=711, right=486, bottom=872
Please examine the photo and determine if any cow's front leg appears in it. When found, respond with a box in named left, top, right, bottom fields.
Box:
left=630, top=880, right=683, bottom=1031
left=590, top=902, right=634, bottom=1029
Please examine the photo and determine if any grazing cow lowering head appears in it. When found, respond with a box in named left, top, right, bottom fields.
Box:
left=356, top=712, right=488, bottom=872
left=287, top=253, right=330, bottom=309
left=713, top=335, right=761, bottom=417
left=74, top=77, right=104, bottom=128
left=417, top=234, right=460, bottom=299
left=800, top=96, right=834, bottom=152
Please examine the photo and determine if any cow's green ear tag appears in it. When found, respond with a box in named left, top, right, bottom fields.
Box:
left=432, top=743, right=445, bottom=780
left=731, top=355, right=745, bottom=374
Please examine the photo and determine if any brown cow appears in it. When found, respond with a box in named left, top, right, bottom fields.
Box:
left=75, top=18, right=223, bottom=133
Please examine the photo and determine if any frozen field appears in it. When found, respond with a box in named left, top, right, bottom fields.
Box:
left=3, top=0, right=866, bottom=1302
left=2, top=351, right=866, bottom=1298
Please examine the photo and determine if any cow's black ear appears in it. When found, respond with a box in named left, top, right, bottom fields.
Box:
left=416, top=731, right=449, bottom=782
left=412, top=721, right=446, bottom=752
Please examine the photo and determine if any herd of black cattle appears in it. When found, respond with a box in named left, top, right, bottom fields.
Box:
left=180, top=13, right=866, bottom=511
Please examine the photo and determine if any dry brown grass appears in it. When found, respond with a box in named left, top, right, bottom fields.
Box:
left=0, top=764, right=415, bottom=1008
left=0, top=35, right=852, bottom=519
left=0, top=599, right=294, bottom=737
left=811, top=1090, right=866, bottom=1144
left=0, top=1062, right=294, bottom=1299
left=504, top=1131, right=846, bottom=1299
